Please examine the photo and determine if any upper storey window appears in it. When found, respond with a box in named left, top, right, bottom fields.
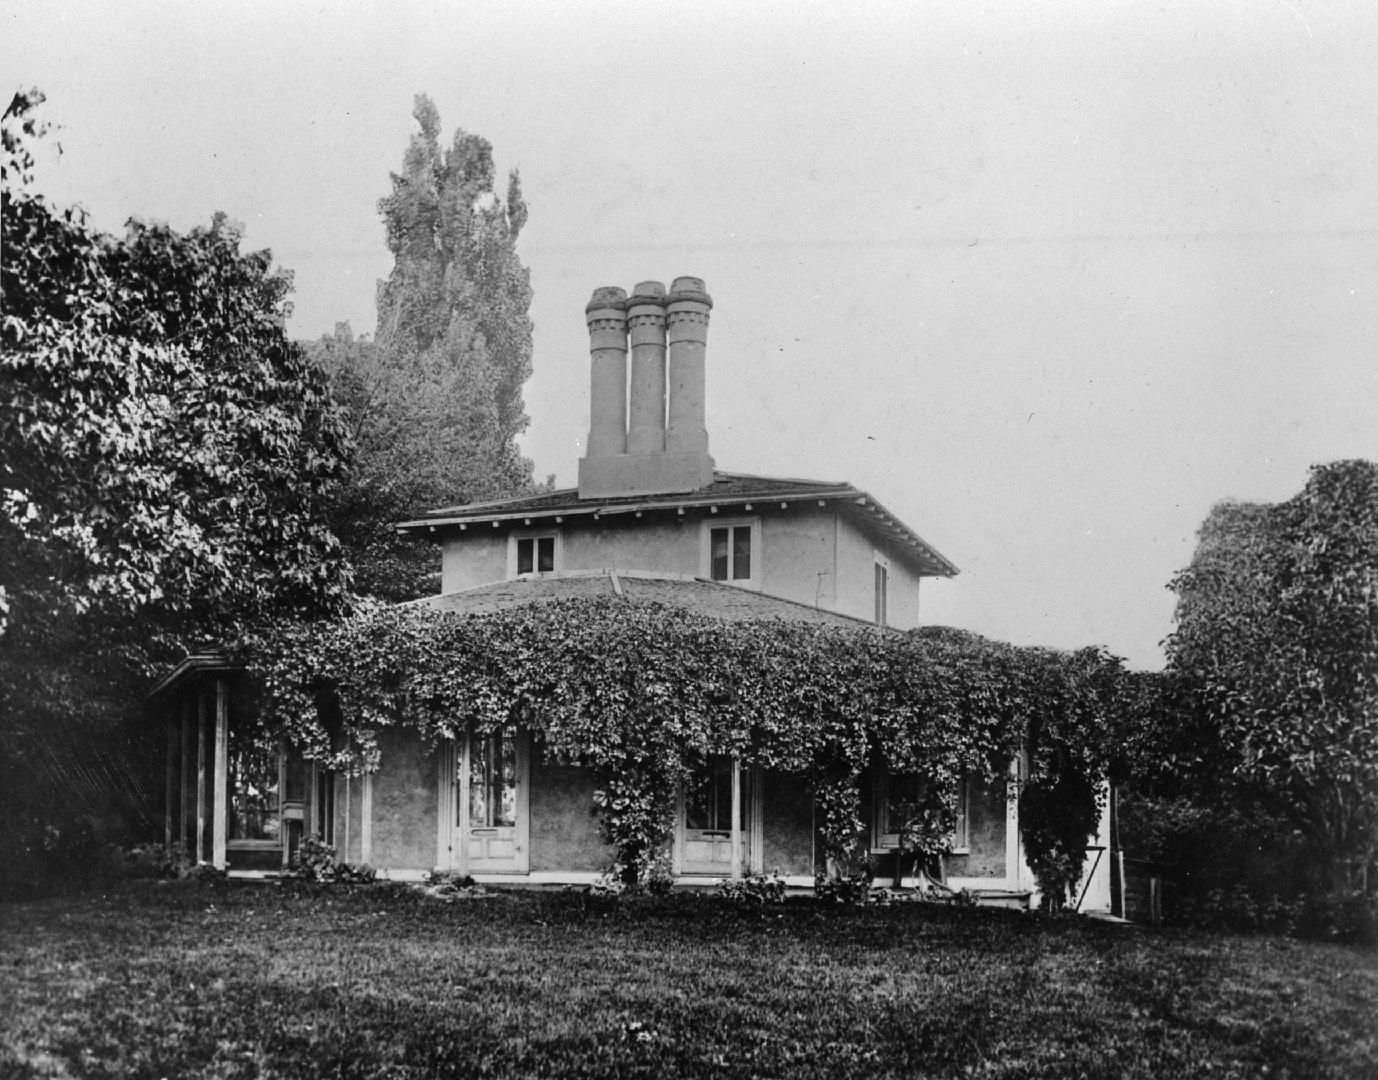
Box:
left=509, top=531, right=559, bottom=577
left=703, top=518, right=759, bottom=587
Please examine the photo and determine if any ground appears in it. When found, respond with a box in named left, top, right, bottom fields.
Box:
left=1, top=881, right=1375, bottom=1079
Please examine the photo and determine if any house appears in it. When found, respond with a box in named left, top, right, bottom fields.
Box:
left=149, top=276, right=1112, bottom=907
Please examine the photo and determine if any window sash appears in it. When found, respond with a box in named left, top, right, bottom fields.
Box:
left=874, top=772, right=969, bottom=853
left=516, top=535, right=557, bottom=576
left=710, top=525, right=754, bottom=583
left=684, top=759, right=734, bottom=833
left=468, top=729, right=518, bottom=829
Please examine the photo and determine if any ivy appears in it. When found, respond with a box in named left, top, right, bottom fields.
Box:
left=239, top=599, right=1125, bottom=899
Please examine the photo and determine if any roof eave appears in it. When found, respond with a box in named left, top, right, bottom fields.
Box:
left=396, top=486, right=863, bottom=533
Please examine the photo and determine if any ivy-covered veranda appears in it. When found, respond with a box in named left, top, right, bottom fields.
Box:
left=147, top=579, right=1122, bottom=910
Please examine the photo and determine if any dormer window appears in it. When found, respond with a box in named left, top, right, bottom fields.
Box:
left=703, top=518, right=759, bottom=587
left=509, top=531, right=560, bottom=578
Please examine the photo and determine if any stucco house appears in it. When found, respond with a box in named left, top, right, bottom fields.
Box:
left=150, top=276, right=1111, bottom=907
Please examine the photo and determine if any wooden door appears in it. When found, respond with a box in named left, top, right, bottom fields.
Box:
left=677, top=758, right=752, bottom=876
left=455, top=727, right=529, bottom=874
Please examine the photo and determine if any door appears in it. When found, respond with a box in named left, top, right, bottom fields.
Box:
left=677, top=758, right=754, bottom=876
left=454, top=726, right=529, bottom=874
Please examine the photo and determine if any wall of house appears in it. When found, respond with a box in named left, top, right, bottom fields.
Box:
left=759, top=509, right=838, bottom=611
left=440, top=532, right=507, bottom=593
left=760, top=770, right=816, bottom=876
left=529, top=761, right=612, bottom=872
left=944, top=780, right=1006, bottom=880
left=368, top=728, right=439, bottom=872
left=832, top=516, right=923, bottom=629
left=562, top=518, right=698, bottom=577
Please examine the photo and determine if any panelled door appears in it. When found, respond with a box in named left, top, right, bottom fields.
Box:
left=453, top=727, right=529, bottom=874
left=677, top=758, right=753, bottom=876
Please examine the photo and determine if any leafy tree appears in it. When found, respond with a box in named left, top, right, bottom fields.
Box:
left=305, top=95, right=537, bottom=601
left=1, top=90, right=353, bottom=848
left=302, top=324, right=438, bottom=602
left=1166, top=461, right=1378, bottom=894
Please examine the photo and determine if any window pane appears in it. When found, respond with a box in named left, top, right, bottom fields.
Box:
left=732, top=526, right=751, bottom=580
left=495, top=731, right=517, bottom=827
left=875, top=563, right=888, bottom=626
left=517, top=538, right=534, bottom=575
left=685, top=759, right=733, bottom=831
left=469, top=730, right=518, bottom=828
left=537, top=536, right=555, bottom=573
left=468, top=740, right=488, bottom=826
left=710, top=528, right=729, bottom=581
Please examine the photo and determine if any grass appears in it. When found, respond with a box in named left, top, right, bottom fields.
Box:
left=1, top=881, right=1375, bottom=1079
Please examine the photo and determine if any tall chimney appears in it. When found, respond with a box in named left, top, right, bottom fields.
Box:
left=584, top=286, right=628, bottom=459
left=665, top=276, right=712, bottom=454
left=626, top=280, right=667, bottom=455
left=578, top=275, right=715, bottom=499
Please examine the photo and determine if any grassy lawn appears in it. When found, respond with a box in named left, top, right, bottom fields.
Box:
left=2, top=882, right=1375, bottom=1079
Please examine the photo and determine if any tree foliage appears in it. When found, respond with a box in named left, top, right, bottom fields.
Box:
left=304, top=95, right=537, bottom=602
left=240, top=601, right=1124, bottom=899
left=1, top=90, right=353, bottom=837
left=314, top=94, right=533, bottom=524
left=1166, top=460, right=1378, bottom=893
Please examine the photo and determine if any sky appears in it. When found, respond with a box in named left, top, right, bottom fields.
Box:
left=6, top=0, right=1377, bottom=670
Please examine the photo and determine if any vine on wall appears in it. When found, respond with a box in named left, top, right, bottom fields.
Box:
left=236, top=599, right=1123, bottom=899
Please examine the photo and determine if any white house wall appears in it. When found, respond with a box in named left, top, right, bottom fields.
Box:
left=440, top=532, right=507, bottom=594
left=437, top=506, right=929, bottom=626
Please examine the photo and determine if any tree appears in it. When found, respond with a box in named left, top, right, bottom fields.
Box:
left=1166, top=461, right=1378, bottom=894
left=2, top=90, right=353, bottom=853
left=336, top=95, right=533, bottom=512
left=304, top=95, right=537, bottom=602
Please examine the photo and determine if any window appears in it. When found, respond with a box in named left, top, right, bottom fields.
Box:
left=228, top=742, right=281, bottom=843
left=509, top=531, right=559, bottom=578
left=874, top=555, right=889, bottom=627
left=703, top=518, right=758, bottom=586
left=468, top=728, right=518, bottom=829
left=684, top=758, right=735, bottom=834
left=873, top=771, right=969, bottom=854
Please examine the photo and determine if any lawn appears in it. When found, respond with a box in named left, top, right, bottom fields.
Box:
left=1, top=881, right=1375, bottom=1079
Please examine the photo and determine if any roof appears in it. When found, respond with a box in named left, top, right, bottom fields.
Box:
left=409, top=569, right=884, bottom=628
left=398, top=470, right=958, bottom=577
left=145, top=653, right=240, bottom=698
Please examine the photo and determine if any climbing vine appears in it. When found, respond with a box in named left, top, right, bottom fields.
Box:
left=236, top=599, right=1124, bottom=900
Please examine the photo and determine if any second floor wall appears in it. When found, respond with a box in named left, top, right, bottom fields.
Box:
left=437, top=505, right=925, bottom=629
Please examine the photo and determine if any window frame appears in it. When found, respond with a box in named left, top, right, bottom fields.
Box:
left=700, top=516, right=761, bottom=590
left=507, top=528, right=562, bottom=579
left=873, top=551, right=890, bottom=627
left=871, top=768, right=970, bottom=856
left=225, top=736, right=285, bottom=852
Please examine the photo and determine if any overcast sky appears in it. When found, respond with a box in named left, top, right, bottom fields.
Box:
left=7, top=0, right=1377, bottom=669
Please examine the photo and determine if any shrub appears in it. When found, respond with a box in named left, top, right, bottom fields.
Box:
left=1294, top=890, right=1378, bottom=944
left=717, top=872, right=786, bottom=906
left=285, top=836, right=376, bottom=885
left=815, top=868, right=875, bottom=905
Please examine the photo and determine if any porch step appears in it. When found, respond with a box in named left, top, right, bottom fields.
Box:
left=968, top=889, right=1033, bottom=911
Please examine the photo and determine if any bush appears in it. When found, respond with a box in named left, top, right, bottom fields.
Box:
left=285, top=836, right=376, bottom=885
left=717, top=872, right=786, bottom=906
left=1294, top=890, right=1378, bottom=944
left=815, top=869, right=875, bottom=905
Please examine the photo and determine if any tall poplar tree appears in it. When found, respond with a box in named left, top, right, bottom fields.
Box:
left=309, top=95, right=535, bottom=601
left=371, top=93, right=533, bottom=510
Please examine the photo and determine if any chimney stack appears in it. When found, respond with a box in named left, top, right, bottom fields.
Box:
left=577, top=276, right=715, bottom=499
left=584, top=286, right=628, bottom=459
left=625, top=281, right=667, bottom=455
left=665, top=276, right=711, bottom=455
